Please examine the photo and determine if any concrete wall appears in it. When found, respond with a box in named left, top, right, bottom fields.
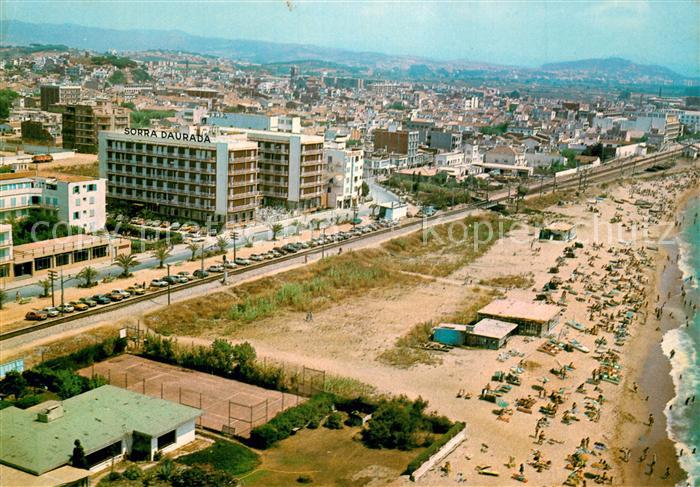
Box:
left=410, top=428, right=468, bottom=481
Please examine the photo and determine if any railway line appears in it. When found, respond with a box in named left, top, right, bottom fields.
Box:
left=0, top=148, right=685, bottom=345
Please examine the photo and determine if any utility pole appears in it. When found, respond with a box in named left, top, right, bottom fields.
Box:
left=200, top=244, right=205, bottom=276
left=59, top=269, right=65, bottom=314
left=166, top=263, right=171, bottom=305
left=231, top=231, right=239, bottom=262
left=222, top=255, right=228, bottom=285
left=321, top=227, right=326, bottom=259
left=47, top=269, right=57, bottom=307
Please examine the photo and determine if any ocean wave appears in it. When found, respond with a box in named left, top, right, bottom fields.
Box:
left=661, top=325, right=699, bottom=485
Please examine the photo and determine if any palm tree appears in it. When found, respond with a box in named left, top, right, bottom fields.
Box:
left=38, top=278, right=52, bottom=298
left=187, top=242, right=200, bottom=261
left=271, top=223, right=284, bottom=241
left=114, top=254, right=139, bottom=278
left=77, top=266, right=98, bottom=288
left=215, top=235, right=229, bottom=254
left=152, top=242, right=172, bottom=269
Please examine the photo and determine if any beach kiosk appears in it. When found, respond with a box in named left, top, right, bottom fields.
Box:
left=464, top=319, right=518, bottom=349
left=477, top=298, right=562, bottom=337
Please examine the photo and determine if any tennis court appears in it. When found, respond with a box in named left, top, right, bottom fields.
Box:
left=79, top=354, right=303, bottom=437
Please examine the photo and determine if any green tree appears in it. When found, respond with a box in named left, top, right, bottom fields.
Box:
left=271, top=223, right=284, bottom=241
left=108, top=69, right=127, bottom=85
left=0, top=371, right=28, bottom=399
left=38, top=278, right=52, bottom=298
left=114, top=253, right=139, bottom=277
left=71, top=440, right=87, bottom=469
left=76, top=266, right=98, bottom=288
left=187, top=242, right=201, bottom=261
left=56, top=370, right=84, bottom=399
left=152, top=242, right=172, bottom=268
left=0, top=89, right=19, bottom=119
left=216, top=235, right=229, bottom=254
left=361, top=181, right=370, bottom=198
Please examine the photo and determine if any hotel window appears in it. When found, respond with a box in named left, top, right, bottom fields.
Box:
left=73, top=186, right=80, bottom=194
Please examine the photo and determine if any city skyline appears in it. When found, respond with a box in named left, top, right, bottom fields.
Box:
left=4, top=0, right=699, bottom=76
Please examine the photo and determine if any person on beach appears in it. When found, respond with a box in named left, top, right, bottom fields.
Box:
left=647, top=413, right=654, bottom=426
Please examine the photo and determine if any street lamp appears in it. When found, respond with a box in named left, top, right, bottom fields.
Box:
left=231, top=231, right=239, bottom=262
left=166, top=263, right=171, bottom=306
left=321, top=227, right=326, bottom=259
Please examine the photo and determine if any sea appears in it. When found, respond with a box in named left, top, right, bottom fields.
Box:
left=662, top=196, right=700, bottom=484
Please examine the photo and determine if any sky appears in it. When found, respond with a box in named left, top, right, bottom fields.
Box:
left=5, top=0, right=700, bottom=76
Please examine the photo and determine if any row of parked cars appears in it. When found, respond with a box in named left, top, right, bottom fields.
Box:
left=25, top=220, right=398, bottom=321
left=25, top=285, right=148, bottom=320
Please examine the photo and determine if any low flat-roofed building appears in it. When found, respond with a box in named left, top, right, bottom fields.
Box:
left=539, top=222, right=576, bottom=241
left=0, top=385, right=200, bottom=477
left=477, top=298, right=562, bottom=336
left=10, top=234, right=130, bottom=280
left=465, top=318, right=518, bottom=349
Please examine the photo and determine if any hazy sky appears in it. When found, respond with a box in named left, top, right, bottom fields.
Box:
left=6, top=0, right=700, bottom=75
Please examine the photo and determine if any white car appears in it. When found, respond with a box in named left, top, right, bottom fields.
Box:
left=150, top=279, right=169, bottom=287
left=43, top=307, right=60, bottom=317
left=111, top=289, right=131, bottom=299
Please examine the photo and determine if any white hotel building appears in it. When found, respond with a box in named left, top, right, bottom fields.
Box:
left=99, top=130, right=260, bottom=226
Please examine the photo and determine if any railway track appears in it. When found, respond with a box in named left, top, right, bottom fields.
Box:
left=0, top=149, right=683, bottom=343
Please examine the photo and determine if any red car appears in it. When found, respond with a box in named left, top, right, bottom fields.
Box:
left=26, top=310, right=48, bottom=321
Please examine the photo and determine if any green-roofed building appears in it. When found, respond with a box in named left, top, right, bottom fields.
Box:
left=0, top=385, right=200, bottom=479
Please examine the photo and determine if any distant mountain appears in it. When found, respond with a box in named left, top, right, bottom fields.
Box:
left=1, top=19, right=405, bottom=67
left=541, top=57, right=686, bottom=82
left=2, top=20, right=695, bottom=86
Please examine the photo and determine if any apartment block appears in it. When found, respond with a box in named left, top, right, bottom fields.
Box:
left=205, top=112, right=301, bottom=134
left=373, top=128, right=419, bottom=165
left=0, top=223, right=12, bottom=278
left=40, top=85, right=82, bottom=111
left=324, top=137, right=364, bottom=209
left=62, top=100, right=130, bottom=153
left=217, top=127, right=326, bottom=210
left=99, top=131, right=260, bottom=225
left=0, top=172, right=107, bottom=232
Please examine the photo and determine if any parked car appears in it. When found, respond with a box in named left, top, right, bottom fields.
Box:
left=271, top=250, right=283, bottom=258
left=161, top=275, right=179, bottom=285
left=79, top=297, right=97, bottom=307
left=57, top=303, right=75, bottom=313
left=112, top=289, right=131, bottom=299
left=126, top=285, right=146, bottom=295
left=26, top=310, right=48, bottom=321
left=175, top=275, right=190, bottom=284
left=170, top=222, right=181, bottom=230
left=92, top=294, right=112, bottom=305
left=233, top=258, right=251, bottom=266
left=207, top=264, right=224, bottom=273
left=107, top=291, right=124, bottom=302
left=150, top=279, right=168, bottom=288
left=224, top=261, right=237, bottom=269
left=249, top=254, right=264, bottom=262
left=69, top=301, right=89, bottom=311
left=177, top=271, right=194, bottom=281
left=193, top=269, right=209, bottom=278
left=43, top=307, right=60, bottom=318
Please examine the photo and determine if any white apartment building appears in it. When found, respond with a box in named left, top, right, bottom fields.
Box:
left=0, top=223, right=11, bottom=277
left=324, top=138, right=364, bottom=209
left=0, top=172, right=106, bottom=232
left=99, top=130, right=260, bottom=226
left=205, top=113, right=301, bottom=134
left=216, top=127, right=325, bottom=211
left=435, top=151, right=465, bottom=167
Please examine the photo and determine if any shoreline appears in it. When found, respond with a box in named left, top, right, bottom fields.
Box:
left=614, top=184, right=699, bottom=486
